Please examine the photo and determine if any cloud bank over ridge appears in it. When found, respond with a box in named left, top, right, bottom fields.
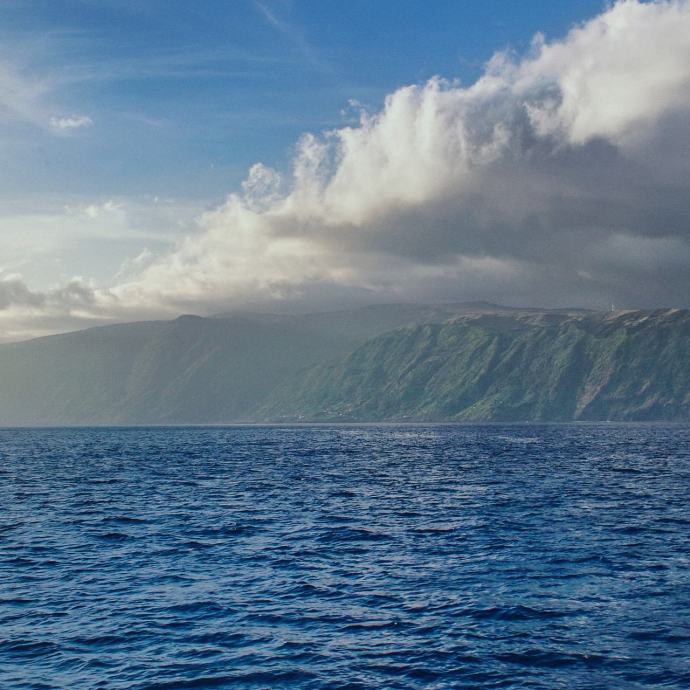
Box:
left=3, top=0, right=690, bottom=339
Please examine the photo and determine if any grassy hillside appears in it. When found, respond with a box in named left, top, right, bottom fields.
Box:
left=259, top=310, right=690, bottom=422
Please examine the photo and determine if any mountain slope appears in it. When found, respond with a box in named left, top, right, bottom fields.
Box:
left=0, top=315, right=327, bottom=424
left=258, top=310, right=690, bottom=422
left=0, top=303, right=500, bottom=425
left=2, top=305, right=688, bottom=425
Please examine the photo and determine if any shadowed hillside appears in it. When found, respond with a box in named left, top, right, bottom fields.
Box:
left=0, top=303, right=500, bottom=425
left=1, top=305, right=688, bottom=425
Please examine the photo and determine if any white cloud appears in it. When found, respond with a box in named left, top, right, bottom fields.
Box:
left=3, top=0, right=690, bottom=340
left=117, top=1, right=690, bottom=307
left=517, top=0, right=690, bottom=144
left=0, top=271, right=119, bottom=342
left=0, top=197, right=201, bottom=298
left=49, top=115, right=93, bottom=131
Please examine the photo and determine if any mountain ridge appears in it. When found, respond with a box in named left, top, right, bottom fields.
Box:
left=258, top=308, right=690, bottom=423
left=0, top=304, right=688, bottom=425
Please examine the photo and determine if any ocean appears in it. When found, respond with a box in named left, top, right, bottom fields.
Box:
left=1, top=424, right=689, bottom=689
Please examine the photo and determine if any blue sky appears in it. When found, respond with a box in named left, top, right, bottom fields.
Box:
left=1, top=0, right=605, bottom=201
left=2, top=0, right=690, bottom=341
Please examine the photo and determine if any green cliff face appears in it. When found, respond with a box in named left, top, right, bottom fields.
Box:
left=259, top=310, right=690, bottom=422
left=0, top=306, right=688, bottom=424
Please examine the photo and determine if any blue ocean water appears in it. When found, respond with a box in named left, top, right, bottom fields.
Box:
left=1, top=425, right=689, bottom=689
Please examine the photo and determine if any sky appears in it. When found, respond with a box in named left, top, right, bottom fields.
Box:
left=1, top=0, right=690, bottom=341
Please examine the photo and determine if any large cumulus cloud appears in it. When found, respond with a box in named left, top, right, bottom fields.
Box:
left=4, top=0, right=690, bottom=340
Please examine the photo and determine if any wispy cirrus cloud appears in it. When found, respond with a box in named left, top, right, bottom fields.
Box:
left=0, top=58, right=51, bottom=127
left=253, top=0, right=334, bottom=75
left=0, top=56, right=92, bottom=133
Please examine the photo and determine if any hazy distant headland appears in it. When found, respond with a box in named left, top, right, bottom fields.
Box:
left=0, top=303, right=688, bottom=426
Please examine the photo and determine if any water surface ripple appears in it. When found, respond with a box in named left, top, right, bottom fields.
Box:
left=1, top=424, right=689, bottom=689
